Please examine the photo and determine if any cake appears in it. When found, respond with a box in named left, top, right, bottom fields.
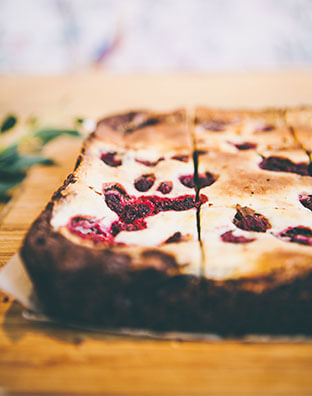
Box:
left=21, top=107, right=312, bottom=335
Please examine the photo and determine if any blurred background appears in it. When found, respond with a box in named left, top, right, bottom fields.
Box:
left=1, top=0, right=312, bottom=74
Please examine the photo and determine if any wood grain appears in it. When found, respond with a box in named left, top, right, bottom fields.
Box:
left=0, top=71, right=312, bottom=395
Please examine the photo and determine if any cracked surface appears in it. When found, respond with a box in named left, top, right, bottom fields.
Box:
left=50, top=107, right=312, bottom=287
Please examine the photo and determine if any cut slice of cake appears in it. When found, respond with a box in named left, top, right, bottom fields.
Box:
left=194, top=107, right=312, bottom=334
left=21, top=110, right=204, bottom=329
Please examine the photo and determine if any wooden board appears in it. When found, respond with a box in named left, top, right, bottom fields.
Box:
left=1, top=71, right=312, bottom=395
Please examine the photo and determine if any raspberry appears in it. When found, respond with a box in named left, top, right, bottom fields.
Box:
left=135, top=157, right=164, bottom=167
left=180, top=173, right=216, bottom=189
left=255, top=124, right=275, bottom=132
left=171, top=155, right=189, bottom=162
left=157, top=181, right=173, bottom=194
left=69, top=187, right=198, bottom=245
left=221, top=230, right=255, bottom=244
left=259, top=156, right=310, bottom=176
left=230, top=142, right=257, bottom=150
left=198, top=172, right=216, bottom=188
left=68, top=216, right=109, bottom=243
left=299, top=194, right=312, bottom=211
left=104, top=192, right=123, bottom=214
left=233, top=205, right=271, bottom=232
left=179, top=175, right=195, bottom=188
left=121, top=203, right=152, bottom=223
left=101, top=152, right=122, bottom=167
left=164, top=232, right=182, bottom=244
left=134, top=174, right=156, bottom=192
left=278, top=226, right=312, bottom=246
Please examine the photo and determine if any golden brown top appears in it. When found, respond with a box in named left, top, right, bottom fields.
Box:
left=50, top=107, right=312, bottom=291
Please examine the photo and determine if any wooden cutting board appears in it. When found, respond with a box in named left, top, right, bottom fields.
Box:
left=1, top=71, right=312, bottom=395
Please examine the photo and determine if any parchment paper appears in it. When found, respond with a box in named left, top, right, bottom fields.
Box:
left=0, top=253, right=311, bottom=342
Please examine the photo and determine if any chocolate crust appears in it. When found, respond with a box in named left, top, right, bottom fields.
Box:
left=21, top=200, right=312, bottom=335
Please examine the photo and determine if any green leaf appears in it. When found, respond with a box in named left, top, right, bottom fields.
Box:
left=1, top=115, right=17, bottom=133
left=0, top=194, right=11, bottom=203
left=0, top=144, right=19, bottom=165
left=75, top=118, right=84, bottom=124
left=34, top=128, right=80, bottom=145
left=0, top=124, right=80, bottom=201
left=0, top=155, right=54, bottom=176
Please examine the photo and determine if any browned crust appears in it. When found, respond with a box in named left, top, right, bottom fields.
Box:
left=88, top=109, right=190, bottom=154
left=194, top=106, right=286, bottom=124
left=20, top=108, right=312, bottom=335
left=95, top=109, right=186, bottom=132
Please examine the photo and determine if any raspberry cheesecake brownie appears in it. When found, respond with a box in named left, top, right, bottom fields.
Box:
left=193, top=107, right=312, bottom=334
left=22, top=110, right=205, bottom=330
left=21, top=108, right=312, bottom=334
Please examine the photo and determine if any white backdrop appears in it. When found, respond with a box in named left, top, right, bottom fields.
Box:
left=1, top=0, right=312, bottom=74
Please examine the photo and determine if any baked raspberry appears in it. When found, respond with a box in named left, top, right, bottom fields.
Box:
left=68, top=216, right=109, bottom=243
left=198, top=172, right=216, bottom=188
left=120, top=203, right=152, bottom=223
left=104, top=187, right=200, bottom=216
left=153, top=197, right=172, bottom=212
left=101, top=152, right=122, bottom=167
left=233, top=205, right=271, bottom=232
left=179, top=175, right=195, bottom=188
left=112, top=219, right=147, bottom=234
left=134, top=174, right=156, bottom=192
left=221, top=230, right=255, bottom=244
left=171, top=155, right=189, bottom=162
left=104, top=192, right=124, bottom=214
left=199, top=194, right=209, bottom=205
left=69, top=183, right=206, bottom=245
left=259, top=156, right=310, bottom=176
left=179, top=173, right=216, bottom=189
left=152, top=195, right=198, bottom=212
left=105, top=183, right=129, bottom=196
left=135, top=157, right=164, bottom=167
left=230, top=142, right=257, bottom=150
left=299, top=194, right=312, bottom=211
left=110, top=221, right=122, bottom=237
left=277, top=226, right=312, bottom=246
left=157, top=181, right=173, bottom=194
left=171, top=196, right=196, bottom=211
left=164, top=232, right=182, bottom=244
left=255, top=124, right=275, bottom=132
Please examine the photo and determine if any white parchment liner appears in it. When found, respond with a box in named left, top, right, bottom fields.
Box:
left=0, top=253, right=311, bottom=342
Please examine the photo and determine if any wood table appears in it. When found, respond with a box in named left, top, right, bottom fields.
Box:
left=1, top=71, right=312, bottom=395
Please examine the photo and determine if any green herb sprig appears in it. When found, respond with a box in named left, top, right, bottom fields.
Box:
left=0, top=114, right=82, bottom=201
